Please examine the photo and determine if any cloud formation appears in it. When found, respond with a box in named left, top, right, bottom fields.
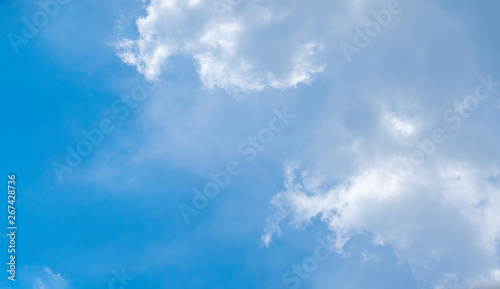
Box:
left=263, top=159, right=500, bottom=287
left=113, top=1, right=500, bottom=288
left=262, top=74, right=500, bottom=289
left=114, top=0, right=390, bottom=92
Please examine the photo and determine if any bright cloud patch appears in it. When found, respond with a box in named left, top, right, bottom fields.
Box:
left=114, top=0, right=388, bottom=92
left=263, top=159, right=500, bottom=288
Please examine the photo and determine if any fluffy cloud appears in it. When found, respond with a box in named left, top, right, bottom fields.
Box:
left=112, top=0, right=500, bottom=288
left=263, top=159, right=500, bottom=286
left=257, top=7, right=500, bottom=284
left=114, top=0, right=392, bottom=92
left=262, top=73, right=500, bottom=288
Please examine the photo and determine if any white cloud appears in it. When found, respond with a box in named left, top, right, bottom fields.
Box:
left=114, top=0, right=383, bottom=92
left=263, top=159, right=500, bottom=288
left=108, top=1, right=500, bottom=288
left=383, top=113, right=416, bottom=137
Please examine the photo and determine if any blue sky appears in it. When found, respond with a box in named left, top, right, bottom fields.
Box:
left=1, top=0, right=500, bottom=288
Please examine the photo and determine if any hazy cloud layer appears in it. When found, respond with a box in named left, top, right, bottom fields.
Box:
left=112, top=1, right=500, bottom=288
